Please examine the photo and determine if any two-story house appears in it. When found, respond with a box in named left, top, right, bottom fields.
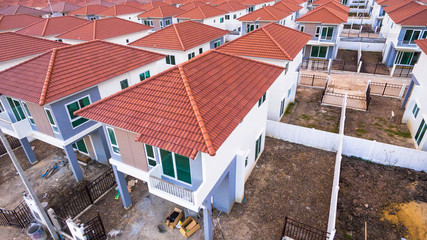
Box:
left=296, top=4, right=348, bottom=60
left=240, top=0, right=275, bottom=13
left=0, top=40, right=168, bottom=183
left=0, top=32, right=67, bottom=71
left=285, top=0, right=310, bottom=16
left=238, top=6, right=293, bottom=35
left=41, top=2, right=81, bottom=16
left=69, top=5, right=109, bottom=20
left=370, top=0, right=393, bottom=32
left=217, top=23, right=312, bottom=121
left=137, top=5, right=185, bottom=30
left=215, top=1, right=250, bottom=39
left=56, top=17, right=153, bottom=45
left=96, top=5, right=144, bottom=22
left=129, top=20, right=229, bottom=64
left=274, top=0, right=303, bottom=19
left=402, top=39, right=427, bottom=150
left=175, top=5, right=229, bottom=29
left=75, top=50, right=285, bottom=240
left=15, top=16, right=88, bottom=41
left=0, top=14, right=41, bottom=32
left=380, top=0, right=427, bottom=67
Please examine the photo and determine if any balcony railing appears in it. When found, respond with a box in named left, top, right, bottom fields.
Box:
left=148, top=165, right=195, bottom=204
left=0, top=112, right=32, bottom=139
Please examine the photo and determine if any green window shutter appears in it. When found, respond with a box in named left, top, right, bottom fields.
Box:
left=417, top=124, right=426, bottom=145
left=327, top=27, right=334, bottom=38
left=415, top=119, right=425, bottom=140
left=12, top=99, right=26, bottom=121
left=140, top=73, right=146, bottom=81
left=67, top=102, right=79, bottom=119
left=321, top=27, right=327, bottom=38
left=422, top=31, right=427, bottom=39
left=255, top=138, right=259, bottom=159
left=160, top=149, right=175, bottom=178
left=175, top=154, right=191, bottom=184
left=7, top=97, right=22, bottom=121
left=311, top=46, right=319, bottom=57
left=145, top=144, right=154, bottom=158
left=411, top=30, right=420, bottom=42
left=166, top=56, right=170, bottom=64
left=171, top=56, right=175, bottom=65
left=148, top=159, right=157, bottom=167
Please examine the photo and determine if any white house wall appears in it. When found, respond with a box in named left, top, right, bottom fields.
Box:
left=56, top=30, right=151, bottom=45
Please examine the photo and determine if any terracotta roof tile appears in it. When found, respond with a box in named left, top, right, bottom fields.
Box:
left=137, top=5, right=184, bottom=18
left=57, top=17, right=152, bottom=41
left=163, top=0, right=186, bottom=5
left=16, top=16, right=88, bottom=37
left=0, top=14, right=41, bottom=31
left=237, top=6, right=291, bottom=22
left=83, top=0, right=116, bottom=7
left=386, top=1, right=427, bottom=26
left=239, top=0, right=267, bottom=6
left=296, top=5, right=348, bottom=24
left=179, top=1, right=207, bottom=11
left=273, top=1, right=302, bottom=12
left=0, top=32, right=67, bottom=62
left=0, top=5, right=47, bottom=16
left=97, top=4, right=142, bottom=16
left=317, top=1, right=349, bottom=12
left=0, top=40, right=166, bottom=105
left=382, top=0, right=412, bottom=13
left=175, top=5, right=228, bottom=19
left=415, top=38, right=427, bottom=54
left=215, top=1, right=247, bottom=11
left=140, top=1, right=169, bottom=10
left=311, top=0, right=339, bottom=6
left=41, top=2, right=81, bottom=13
left=75, top=50, right=285, bottom=158
left=217, top=22, right=311, bottom=60
left=129, top=20, right=228, bottom=50
left=398, top=9, right=427, bottom=26
left=118, top=1, right=146, bottom=9
left=69, top=5, right=109, bottom=15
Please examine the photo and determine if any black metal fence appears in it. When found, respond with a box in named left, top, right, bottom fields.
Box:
left=360, top=62, right=389, bottom=75
left=281, top=217, right=329, bottom=240
left=84, top=213, right=107, bottom=240
left=393, top=65, right=413, bottom=78
left=0, top=201, right=34, bottom=228
left=53, top=168, right=116, bottom=219
left=370, top=82, right=404, bottom=97
left=299, top=74, right=328, bottom=88
left=301, top=59, right=309, bottom=70
left=332, top=59, right=358, bottom=72
left=0, top=135, right=21, bottom=156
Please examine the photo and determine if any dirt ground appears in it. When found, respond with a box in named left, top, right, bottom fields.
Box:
left=336, top=156, right=427, bottom=240
left=336, top=50, right=358, bottom=63
left=218, top=137, right=335, bottom=239
left=282, top=87, right=414, bottom=148
left=361, top=51, right=383, bottom=64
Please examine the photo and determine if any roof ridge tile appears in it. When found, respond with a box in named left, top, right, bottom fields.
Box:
left=41, top=17, right=50, bottom=36
left=198, top=6, right=207, bottom=19
left=263, top=6, right=277, bottom=20
left=173, top=24, right=186, bottom=50
left=262, top=25, right=291, bottom=59
left=39, top=48, right=57, bottom=105
left=93, top=19, right=97, bottom=39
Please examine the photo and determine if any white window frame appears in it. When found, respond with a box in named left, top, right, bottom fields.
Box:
left=165, top=19, right=171, bottom=26
left=412, top=102, right=420, bottom=118
left=106, top=126, right=120, bottom=155
left=44, top=108, right=59, bottom=133
left=300, top=25, right=305, bottom=32
left=310, top=46, right=328, bottom=59
left=144, top=144, right=157, bottom=167
left=64, top=95, right=92, bottom=129
left=22, top=101, right=35, bottom=125
left=315, top=26, right=321, bottom=38
left=157, top=148, right=192, bottom=186
left=214, top=40, right=221, bottom=48
left=403, top=29, right=422, bottom=44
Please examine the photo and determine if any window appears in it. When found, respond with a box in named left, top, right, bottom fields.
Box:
left=160, top=21, right=163, bottom=28
left=238, top=27, right=241, bottom=32
left=310, top=46, right=328, bottom=58
left=145, top=144, right=156, bottom=167
left=415, top=119, right=426, bottom=145
left=279, top=97, right=286, bottom=117
left=220, top=17, right=224, bottom=23
left=422, top=31, right=427, bottom=39
left=159, top=149, right=191, bottom=184
left=6, top=97, right=26, bottom=121
left=165, top=19, right=171, bottom=26
left=144, top=20, right=153, bottom=26
left=214, top=40, right=221, bottom=48
left=72, top=139, right=88, bottom=154
left=126, top=39, right=129, bottom=43
left=300, top=25, right=305, bottom=32
left=285, top=62, right=289, bottom=74
left=245, top=155, right=248, bottom=167
left=225, top=15, right=230, bottom=20
left=395, top=51, right=420, bottom=66
left=291, top=16, right=293, bottom=20
left=315, top=26, right=321, bottom=38
left=188, top=52, right=195, bottom=60
left=120, top=79, right=129, bottom=90
left=22, top=102, right=34, bottom=124
left=166, top=55, right=176, bottom=65
left=66, top=96, right=91, bottom=128
left=255, top=134, right=262, bottom=160
left=140, top=71, right=150, bottom=81
left=320, top=26, right=334, bottom=40
left=199, top=48, right=203, bottom=54
left=412, top=103, right=420, bottom=118
left=288, top=86, right=292, bottom=98
left=233, top=14, right=237, bottom=19
left=258, top=92, right=266, bottom=106
left=106, top=127, right=119, bottom=154
left=247, top=6, right=254, bottom=12
left=403, top=29, right=421, bottom=44
left=247, top=24, right=259, bottom=33
left=45, top=108, right=59, bottom=133
left=56, top=39, right=63, bottom=42
left=282, top=20, right=286, bottom=26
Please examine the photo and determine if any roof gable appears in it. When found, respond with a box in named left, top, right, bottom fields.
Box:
left=176, top=5, right=228, bottom=19
left=237, top=6, right=291, bottom=22
left=16, top=16, right=88, bottom=37
left=75, top=50, right=285, bottom=159
left=137, top=5, right=185, bottom=18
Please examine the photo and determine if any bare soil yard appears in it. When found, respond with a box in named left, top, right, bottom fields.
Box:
left=336, top=156, right=427, bottom=240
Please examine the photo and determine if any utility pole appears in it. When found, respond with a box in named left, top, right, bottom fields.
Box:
left=0, top=130, right=59, bottom=240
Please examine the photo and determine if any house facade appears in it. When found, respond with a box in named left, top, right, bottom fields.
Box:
left=215, top=1, right=248, bottom=38
left=175, top=5, right=229, bottom=30
left=76, top=50, right=285, bottom=240
left=97, top=5, right=144, bottom=22
left=137, top=5, right=185, bottom=31
left=0, top=41, right=168, bottom=183
left=238, top=6, right=294, bottom=35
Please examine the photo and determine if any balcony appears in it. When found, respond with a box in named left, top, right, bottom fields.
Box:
left=397, top=40, right=419, bottom=48
left=0, top=112, right=32, bottom=139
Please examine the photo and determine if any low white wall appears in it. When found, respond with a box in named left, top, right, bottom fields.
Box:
left=339, top=40, right=384, bottom=52
left=267, top=121, right=427, bottom=172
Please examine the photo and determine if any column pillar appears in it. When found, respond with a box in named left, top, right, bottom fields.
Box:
left=63, top=144, right=84, bottom=182
left=112, top=165, right=131, bottom=209
left=203, top=200, right=213, bottom=240
left=90, top=128, right=110, bottom=163
left=19, top=137, right=37, bottom=164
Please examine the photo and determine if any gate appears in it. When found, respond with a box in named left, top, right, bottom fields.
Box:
left=370, top=82, right=405, bottom=98
left=83, top=213, right=107, bottom=240
left=0, top=201, right=34, bottom=228
left=281, top=217, right=329, bottom=240
left=311, top=60, right=328, bottom=71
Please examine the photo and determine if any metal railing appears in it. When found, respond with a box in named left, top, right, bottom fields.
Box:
left=370, top=82, right=405, bottom=97
left=83, top=212, right=107, bottom=240
left=393, top=65, right=413, bottom=78
left=299, top=74, right=328, bottom=88
left=360, top=62, right=389, bottom=75
left=86, top=168, right=115, bottom=201
left=281, top=217, right=330, bottom=240
left=149, top=175, right=194, bottom=204
left=332, top=59, right=358, bottom=72
left=322, top=90, right=368, bottom=111
left=0, top=201, right=34, bottom=228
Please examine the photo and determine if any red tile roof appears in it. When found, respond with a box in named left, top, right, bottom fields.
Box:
left=137, top=5, right=184, bottom=18
left=16, top=16, right=88, bottom=37
left=217, top=22, right=311, bottom=60
left=0, top=14, right=41, bottom=31
left=273, top=1, right=302, bottom=12
left=382, top=0, right=412, bottom=13
left=317, top=1, right=349, bottom=12
left=140, top=1, right=169, bottom=10
left=283, top=0, right=307, bottom=4
left=385, top=1, right=427, bottom=26
left=179, top=1, right=207, bottom=11
left=41, top=2, right=81, bottom=13
left=0, top=5, right=47, bottom=16
left=0, top=40, right=166, bottom=105
left=118, top=1, right=146, bottom=9
left=175, top=5, right=228, bottom=19
left=69, top=5, right=109, bottom=15
left=0, top=32, right=67, bottom=62
left=239, top=0, right=267, bottom=6
left=83, top=0, right=116, bottom=7
left=296, top=5, right=348, bottom=24
left=163, top=0, right=186, bottom=5
left=57, top=17, right=152, bottom=41
left=75, top=50, right=284, bottom=159
left=129, top=20, right=228, bottom=50
left=237, top=6, right=291, bottom=22
left=416, top=38, right=427, bottom=54
left=398, top=9, right=427, bottom=26
left=97, top=4, right=142, bottom=16
left=215, top=1, right=247, bottom=12
left=311, top=0, right=339, bottom=6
